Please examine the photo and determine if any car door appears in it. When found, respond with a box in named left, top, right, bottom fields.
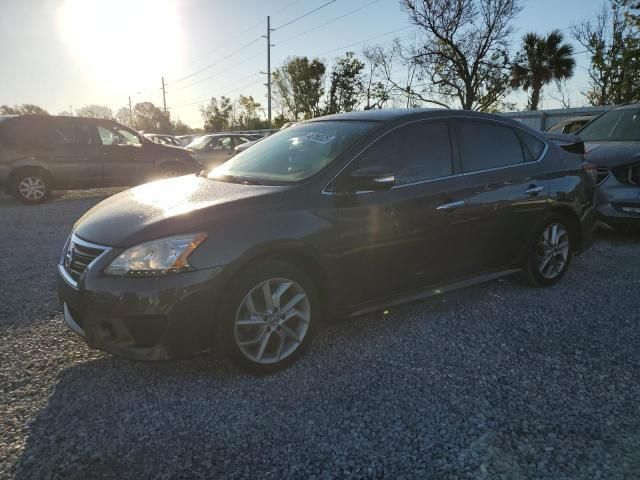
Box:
left=98, top=123, right=153, bottom=186
left=40, top=118, right=103, bottom=188
left=452, top=119, right=550, bottom=273
left=332, top=119, right=472, bottom=307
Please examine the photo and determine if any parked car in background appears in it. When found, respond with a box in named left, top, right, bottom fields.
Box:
left=58, top=109, right=595, bottom=372
left=577, top=103, right=640, bottom=230
left=547, top=116, right=594, bottom=134
left=144, top=133, right=181, bottom=147
left=176, top=134, right=201, bottom=147
left=234, top=138, right=263, bottom=154
left=186, top=133, right=257, bottom=167
left=0, top=115, right=202, bottom=204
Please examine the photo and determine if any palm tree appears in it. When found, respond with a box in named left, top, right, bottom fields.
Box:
left=511, top=30, right=576, bottom=111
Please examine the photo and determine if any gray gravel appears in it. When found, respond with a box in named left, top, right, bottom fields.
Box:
left=1, top=190, right=640, bottom=479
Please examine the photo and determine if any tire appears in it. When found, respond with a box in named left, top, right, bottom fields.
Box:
left=217, top=259, right=319, bottom=374
left=520, top=213, right=573, bottom=287
left=12, top=169, right=51, bottom=204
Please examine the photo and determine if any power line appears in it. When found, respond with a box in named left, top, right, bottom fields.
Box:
left=314, top=26, right=413, bottom=57
left=271, top=0, right=303, bottom=16
left=274, top=0, right=338, bottom=30
left=277, top=0, right=380, bottom=45
left=170, top=51, right=263, bottom=92
left=174, top=72, right=261, bottom=106
left=170, top=77, right=264, bottom=109
left=172, top=35, right=263, bottom=85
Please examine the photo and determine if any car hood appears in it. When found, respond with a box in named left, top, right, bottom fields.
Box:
left=147, top=140, right=191, bottom=157
left=73, top=175, right=287, bottom=247
left=584, top=142, right=640, bottom=168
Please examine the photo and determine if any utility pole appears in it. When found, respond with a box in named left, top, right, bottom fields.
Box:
left=161, top=76, right=167, bottom=115
left=264, top=16, right=274, bottom=128
left=128, top=96, right=133, bottom=126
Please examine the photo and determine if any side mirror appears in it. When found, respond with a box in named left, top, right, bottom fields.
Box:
left=348, top=166, right=395, bottom=191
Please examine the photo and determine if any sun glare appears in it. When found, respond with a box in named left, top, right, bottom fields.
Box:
left=57, top=0, right=182, bottom=89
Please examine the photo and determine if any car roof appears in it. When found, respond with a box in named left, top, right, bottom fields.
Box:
left=305, top=108, right=534, bottom=128
left=612, top=102, right=640, bottom=111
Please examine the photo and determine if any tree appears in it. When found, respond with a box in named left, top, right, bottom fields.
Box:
left=572, top=1, right=640, bottom=105
left=199, top=96, right=233, bottom=131
left=273, top=56, right=326, bottom=120
left=115, top=106, right=132, bottom=127
left=132, top=102, right=171, bottom=133
left=326, top=52, right=365, bottom=114
left=76, top=104, right=113, bottom=119
left=389, top=0, right=522, bottom=110
left=236, top=95, right=267, bottom=130
left=364, top=42, right=427, bottom=108
left=0, top=104, right=49, bottom=115
left=171, top=119, right=195, bottom=135
left=510, top=30, right=575, bottom=111
left=621, top=0, right=640, bottom=27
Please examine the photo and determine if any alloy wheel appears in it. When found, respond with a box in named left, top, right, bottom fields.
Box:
left=18, top=176, right=46, bottom=201
left=234, top=277, right=311, bottom=364
left=536, top=223, right=570, bottom=279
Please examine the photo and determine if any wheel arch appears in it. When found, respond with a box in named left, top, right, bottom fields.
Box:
left=547, top=205, right=582, bottom=253
left=8, top=164, right=54, bottom=192
left=216, top=242, right=332, bottom=318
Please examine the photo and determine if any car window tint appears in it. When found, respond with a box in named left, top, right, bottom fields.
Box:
left=46, top=121, right=95, bottom=145
left=458, top=121, right=524, bottom=172
left=97, top=124, right=141, bottom=146
left=212, top=137, right=232, bottom=150
left=353, top=121, right=452, bottom=185
left=518, top=130, right=545, bottom=161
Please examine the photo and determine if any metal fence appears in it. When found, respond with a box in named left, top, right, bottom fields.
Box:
left=500, top=105, right=612, bottom=131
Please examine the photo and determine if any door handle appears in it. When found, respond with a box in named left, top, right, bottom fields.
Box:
left=525, top=185, right=545, bottom=195
left=436, top=200, right=465, bottom=211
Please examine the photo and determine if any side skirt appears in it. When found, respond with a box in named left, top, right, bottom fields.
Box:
left=344, top=268, right=522, bottom=318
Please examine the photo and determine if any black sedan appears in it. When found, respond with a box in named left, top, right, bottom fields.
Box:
left=577, top=103, right=640, bottom=230
left=57, top=109, right=595, bottom=372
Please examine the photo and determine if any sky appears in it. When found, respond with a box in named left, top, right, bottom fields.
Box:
left=0, top=0, right=606, bottom=128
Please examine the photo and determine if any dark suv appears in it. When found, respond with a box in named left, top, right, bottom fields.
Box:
left=0, top=115, right=202, bottom=204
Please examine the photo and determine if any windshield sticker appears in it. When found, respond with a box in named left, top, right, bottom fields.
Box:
left=305, top=132, right=336, bottom=144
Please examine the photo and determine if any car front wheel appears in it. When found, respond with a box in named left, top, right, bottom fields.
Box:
left=217, top=260, right=318, bottom=373
left=521, top=214, right=573, bottom=287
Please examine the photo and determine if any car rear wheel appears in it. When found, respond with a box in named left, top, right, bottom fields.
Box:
left=217, top=260, right=318, bottom=373
left=521, top=214, right=572, bottom=287
left=13, top=170, right=50, bottom=204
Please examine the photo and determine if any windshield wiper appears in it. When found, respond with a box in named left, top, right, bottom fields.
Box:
left=209, top=174, right=262, bottom=185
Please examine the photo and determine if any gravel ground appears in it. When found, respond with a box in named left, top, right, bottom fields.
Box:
left=1, top=190, right=639, bottom=479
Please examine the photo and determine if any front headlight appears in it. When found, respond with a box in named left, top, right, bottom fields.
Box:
left=104, top=233, right=207, bottom=276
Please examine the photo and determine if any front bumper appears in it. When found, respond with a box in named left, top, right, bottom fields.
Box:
left=58, top=263, right=226, bottom=361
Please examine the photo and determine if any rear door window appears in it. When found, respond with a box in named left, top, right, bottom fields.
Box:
left=46, top=120, right=96, bottom=145
left=458, top=120, right=524, bottom=172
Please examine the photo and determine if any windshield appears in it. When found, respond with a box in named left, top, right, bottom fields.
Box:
left=208, top=121, right=376, bottom=183
left=187, top=135, right=212, bottom=150
left=578, top=108, right=640, bottom=142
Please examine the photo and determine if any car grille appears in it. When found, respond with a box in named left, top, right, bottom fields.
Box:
left=64, top=236, right=108, bottom=282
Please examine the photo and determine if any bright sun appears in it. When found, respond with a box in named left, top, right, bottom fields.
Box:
left=57, top=0, right=182, bottom=90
